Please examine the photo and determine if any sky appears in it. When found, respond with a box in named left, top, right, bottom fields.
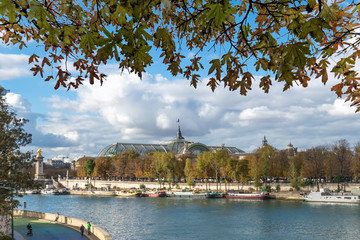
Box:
left=1, top=35, right=360, bottom=161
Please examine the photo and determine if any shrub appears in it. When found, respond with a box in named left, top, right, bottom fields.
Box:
left=0, top=234, right=13, bottom=240
left=333, top=175, right=345, bottom=183
left=139, top=184, right=146, bottom=189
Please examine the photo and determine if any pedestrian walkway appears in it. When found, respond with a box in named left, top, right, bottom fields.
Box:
left=14, top=230, right=25, bottom=240
left=14, top=217, right=99, bottom=240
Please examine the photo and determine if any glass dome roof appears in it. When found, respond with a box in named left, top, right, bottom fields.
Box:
left=97, top=126, right=244, bottom=157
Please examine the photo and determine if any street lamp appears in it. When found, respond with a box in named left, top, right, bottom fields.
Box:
left=11, top=204, right=13, bottom=239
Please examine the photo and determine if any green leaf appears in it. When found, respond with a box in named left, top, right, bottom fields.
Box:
left=353, top=3, right=360, bottom=14
left=112, top=5, right=128, bottom=24
left=319, top=3, right=331, bottom=20
left=208, top=59, right=220, bottom=75
left=47, top=28, right=58, bottom=45
left=308, top=0, right=316, bottom=9
left=102, top=28, right=113, bottom=38
left=284, top=42, right=310, bottom=70
left=300, top=18, right=330, bottom=42
left=135, top=25, right=152, bottom=41
left=28, top=0, right=51, bottom=28
left=79, top=32, right=97, bottom=51
left=206, top=3, right=226, bottom=27
left=0, top=0, right=17, bottom=23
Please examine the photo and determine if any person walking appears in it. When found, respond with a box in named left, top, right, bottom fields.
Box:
left=80, top=224, right=85, bottom=236
left=26, top=223, right=33, bottom=236
left=87, top=222, right=91, bottom=235
left=55, top=212, right=59, bottom=221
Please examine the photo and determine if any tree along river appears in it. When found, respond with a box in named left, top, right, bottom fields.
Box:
left=17, top=194, right=360, bottom=240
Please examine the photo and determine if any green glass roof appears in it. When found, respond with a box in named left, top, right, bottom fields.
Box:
left=97, top=126, right=244, bottom=157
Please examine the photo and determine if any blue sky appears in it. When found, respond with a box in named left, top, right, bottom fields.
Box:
left=1, top=34, right=360, bottom=161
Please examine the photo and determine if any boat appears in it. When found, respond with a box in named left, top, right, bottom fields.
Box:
left=115, top=190, right=140, bottom=197
left=141, top=191, right=166, bottom=197
left=166, top=190, right=207, bottom=199
left=303, top=188, right=360, bottom=203
left=57, top=188, right=70, bottom=195
left=40, top=189, right=59, bottom=195
left=225, top=191, right=270, bottom=199
left=206, top=192, right=224, bottom=198
left=23, top=189, right=41, bottom=194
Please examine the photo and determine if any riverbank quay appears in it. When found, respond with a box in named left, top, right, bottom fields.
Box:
left=271, top=191, right=303, bottom=200
left=69, top=190, right=115, bottom=196
left=14, top=210, right=113, bottom=240
left=13, top=217, right=95, bottom=240
left=15, top=194, right=360, bottom=239
left=67, top=189, right=304, bottom=200
left=59, top=178, right=360, bottom=196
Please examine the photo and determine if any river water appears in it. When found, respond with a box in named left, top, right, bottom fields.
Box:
left=16, top=195, right=360, bottom=240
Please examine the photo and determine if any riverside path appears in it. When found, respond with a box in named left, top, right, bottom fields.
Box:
left=14, top=217, right=99, bottom=240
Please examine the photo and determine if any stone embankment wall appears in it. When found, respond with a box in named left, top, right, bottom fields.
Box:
left=14, top=210, right=113, bottom=240
left=59, top=179, right=360, bottom=192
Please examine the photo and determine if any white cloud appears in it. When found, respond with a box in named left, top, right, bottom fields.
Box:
left=64, top=131, right=79, bottom=141
left=30, top=69, right=360, bottom=158
left=239, top=106, right=269, bottom=120
left=3, top=53, right=360, bottom=159
left=319, top=99, right=354, bottom=116
left=198, top=103, right=218, bottom=118
left=5, top=92, right=32, bottom=112
left=0, top=54, right=31, bottom=80
left=156, top=113, right=171, bottom=129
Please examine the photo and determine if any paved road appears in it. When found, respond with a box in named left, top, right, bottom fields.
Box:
left=14, top=217, right=98, bottom=240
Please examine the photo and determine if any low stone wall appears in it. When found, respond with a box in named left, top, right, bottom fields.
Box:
left=272, top=192, right=303, bottom=200
left=59, top=178, right=360, bottom=193
left=69, top=190, right=115, bottom=196
left=14, top=210, right=113, bottom=240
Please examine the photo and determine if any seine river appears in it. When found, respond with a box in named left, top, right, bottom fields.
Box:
left=17, top=195, right=360, bottom=240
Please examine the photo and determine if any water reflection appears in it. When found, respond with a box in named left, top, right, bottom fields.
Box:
left=17, top=195, right=360, bottom=240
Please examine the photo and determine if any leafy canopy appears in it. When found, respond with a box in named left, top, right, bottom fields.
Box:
left=0, top=86, right=35, bottom=213
left=1, top=0, right=360, bottom=109
left=83, top=158, right=95, bottom=177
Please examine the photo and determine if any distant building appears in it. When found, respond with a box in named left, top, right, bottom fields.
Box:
left=46, top=159, right=70, bottom=168
left=259, top=136, right=298, bottom=157
left=71, top=156, right=94, bottom=171
left=97, top=126, right=245, bottom=158
left=261, top=136, right=268, bottom=148
left=51, top=155, right=71, bottom=163
left=286, top=142, right=298, bottom=157
left=45, top=155, right=71, bottom=168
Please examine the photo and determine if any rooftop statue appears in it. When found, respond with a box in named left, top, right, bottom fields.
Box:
left=36, top=149, right=43, bottom=158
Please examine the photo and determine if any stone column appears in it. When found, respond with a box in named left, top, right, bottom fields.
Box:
left=34, top=149, right=45, bottom=180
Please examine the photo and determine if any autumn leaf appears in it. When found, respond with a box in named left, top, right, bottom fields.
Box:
left=30, top=65, right=43, bottom=77
left=28, top=54, right=39, bottom=64
left=1, top=0, right=359, bottom=110
left=207, top=77, right=219, bottom=91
